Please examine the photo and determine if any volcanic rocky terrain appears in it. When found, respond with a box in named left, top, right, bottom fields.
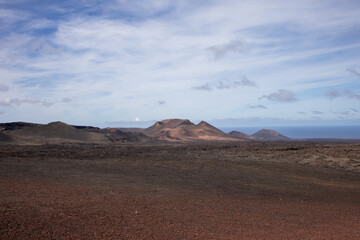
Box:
left=1, top=119, right=360, bottom=239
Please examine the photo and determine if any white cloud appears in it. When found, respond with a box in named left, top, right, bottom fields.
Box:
left=0, top=0, right=360, bottom=124
left=313, top=110, right=323, bottom=115
left=0, top=97, right=54, bottom=107
left=260, top=89, right=296, bottom=102
left=0, top=8, right=29, bottom=24
left=193, top=77, right=257, bottom=91
left=207, top=39, right=248, bottom=60
left=193, top=83, right=212, bottom=91
left=344, top=89, right=360, bottom=100
left=250, top=104, right=267, bottom=109
left=325, top=89, right=360, bottom=100
left=347, top=67, right=360, bottom=78
left=0, top=84, right=9, bottom=92
left=62, top=97, right=72, bottom=103
left=217, top=77, right=257, bottom=89
left=0, top=98, right=21, bottom=106
left=325, top=89, right=341, bottom=99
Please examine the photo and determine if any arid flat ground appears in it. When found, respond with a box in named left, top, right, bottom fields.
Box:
left=1, top=142, right=360, bottom=239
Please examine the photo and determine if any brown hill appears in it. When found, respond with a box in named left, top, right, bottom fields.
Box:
left=229, top=131, right=255, bottom=140
left=5, top=121, right=109, bottom=144
left=143, top=119, right=241, bottom=142
left=252, top=129, right=289, bottom=141
left=0, top=131, right=13, bottom=142
left=1, top=121, right=154, bottom=144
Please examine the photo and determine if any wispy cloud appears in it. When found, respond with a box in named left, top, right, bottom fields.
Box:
left=216, top=77, right=257, bottom=89
left=238, top=77, right=257, bottom=87
left=0, top=84, right=9, bottom=92
left=0, top=98, right=21, bottom=106
left=325, top=89, right=360, bottom=100
left=194, top=77, right=257, bottom=91
left=324, top=89, right=342, bottom=99
left=0, top=97, right=54, bottom=107
left=193, top=83, right=211, bottom=91
left=297, top=111, right=306, bottom=115
left=22, top=97, right=41, bottom=104
left=259, top=89, right=296, bottom=102
left=207, top=39, right=248, bottom=60
left=249, top=104, right=267, bottom=109
left=344, top=89, right=360, bottom=100
left=41, top=101, right=54, bottom=107
left=0, top=8, right=30, bottom=27
left=331, top=110, right=351, bottom=116
left=313, top=110, right=323, bottom=115
left=62, top=97, right=72, bottom=103
left=28, top=38, right=63, bottom=56
left=347, top=67, right=360, bottom=78
left=217, top=77, right=257, bottom=89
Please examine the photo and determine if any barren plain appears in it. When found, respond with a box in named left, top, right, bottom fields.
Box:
left=1, top=141, right=360, bottom=239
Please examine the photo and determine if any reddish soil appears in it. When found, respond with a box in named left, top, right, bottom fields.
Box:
left=1, top=142, right=360, bottom=239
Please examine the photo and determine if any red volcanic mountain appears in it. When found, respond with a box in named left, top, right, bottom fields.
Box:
left=229, top=131, right=255, bottom=140
left=143, top=119, right=241, bottom=142
left=251, top=129, right=289, bottom=140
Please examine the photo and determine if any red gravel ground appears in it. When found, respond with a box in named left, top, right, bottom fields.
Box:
left=1, top=177, right=360, bottom=240
left=1, top=142, right=360, bottom=239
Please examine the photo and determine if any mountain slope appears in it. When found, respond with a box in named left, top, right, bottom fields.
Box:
left=229, top=131, right=254, bottom=140
left=0, top=132, right=13, bottom=142
left=102, top=128, right=153, bottom=142
left=197, top=121, right=225, bottom=134
left=116, top=128, right=145, bottom=133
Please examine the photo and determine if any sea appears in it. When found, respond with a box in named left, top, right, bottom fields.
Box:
left=219, top=126, right=360, bottom=139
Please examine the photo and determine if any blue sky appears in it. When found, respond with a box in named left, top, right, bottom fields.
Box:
left=0, top=0, right=360, bottom=127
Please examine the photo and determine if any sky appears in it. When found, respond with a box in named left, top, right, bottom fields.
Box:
left=0, top=0, right=360, bottom=127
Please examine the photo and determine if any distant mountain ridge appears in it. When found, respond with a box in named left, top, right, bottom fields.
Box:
left=229, top=129, right=289, bottom=141
left=0, top=119, right=293, bottom=144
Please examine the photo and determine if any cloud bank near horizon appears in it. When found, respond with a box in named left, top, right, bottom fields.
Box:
left=0, top=0, right=360, bottom=126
